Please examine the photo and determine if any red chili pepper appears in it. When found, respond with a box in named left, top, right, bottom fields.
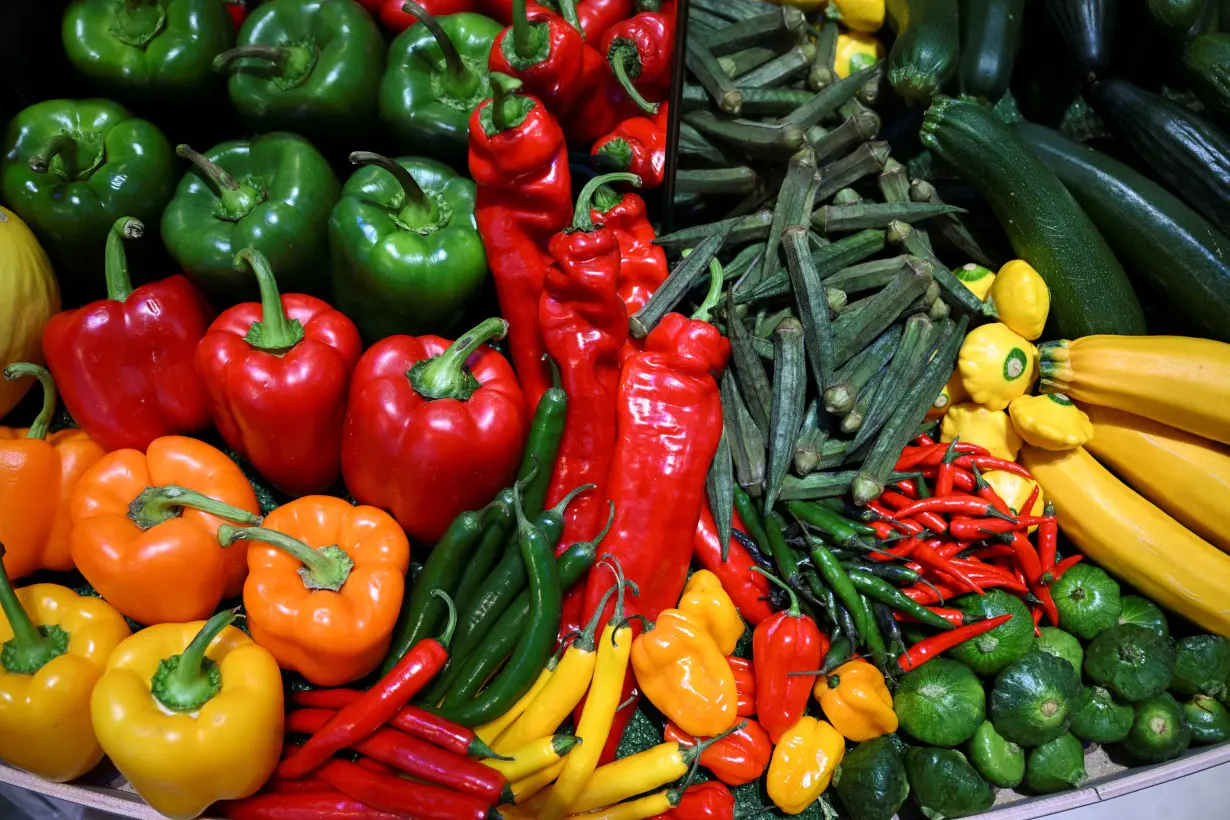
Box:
left=896, top=441, right=986, bottom=471
left=893, top=494, right=1018, bottom=523
left=1001, top=530, right=1044, bottom=585
left=727, top=655, right=757, bottom=717
left=877, top=492, right=948, bottom=533
left=225, top=0, right=248, bottom=29
left=197, top=250, right=362, bottom=496
left=589, top=185, right=668, bottom=318
left=890, top=479, right=920, bottom=499
left=1045, top=554, right=1084, bottom=583
left=468, top=73, right=572, bottom=412
left=577, top=0, right=636, bottom=41
left=666, top=781, right=736, bottom=820
left=1038, top=502, right=1058, bottom=570
left=934, top=439, right=961, bottom=497
left=902, top=581, right=958, bottom=606
left=664, top=718, right=772, bottom=788
left=914, top=432, right=936, bottom=446
left=315, top=758, right=492, bottom=820
left=894, top=606, right=967, bottom=627
left=948, top=516, right=1020, bottom=540
left=934, top=540, right=965, bottom=559
left=265, top=777, right=332, bottom=794
left=489, top=0, right=588, bottom=113
left=867, top=519, right=898, bottom=540
left=278, top=599, right=456, bottom=780
left=600, top=9, right=674, bottom=115
left=353, top=757, right=396, bottom=775
left=693, top=506, right=776, bottom=625
left=971, top=544, right=1016, bottom=560
left=922, top=465, right=977, bottom=493
left=219, top=791, right=405, bottom=820
left=751, top=571, right=827, bottom=742
left=1021, top=482, right=1041, bottom=516
left=868, top=498, right=930, bottom=535
left=869, top=535, right=925, bottom=563
left=1032, top=581, right=1060, bottom=626
left=380, top=0, right=480, bottom=31
left=955, top=454, right=1033, bottom=479
left=912, top=543, right=985, bottom=595
left=42, top=218, right=213, bottom=452
left=286, top=709, right=510, bottom=803
left=898, top=613, right=1013, bottom=672
left=592, top=106, right=669, bottom=191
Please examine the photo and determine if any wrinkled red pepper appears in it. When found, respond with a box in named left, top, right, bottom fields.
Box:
left=489, top=0, right=588, bottom=114
left=599, top=5, right=674, bottom=114
left=589, top=183, right=668, bottom=322
left=693, top=504, right=776, bottom=625
left=726, top=655, right=757, bottom=717
left=468, top=73, right=573, bottom=412
left=477, top=0, right=552, bottom=23
left=42, top=217, right=212, bottom=453
left=341, top=317, right=527, bottom=543
left=752, top=571, right=826, bottom=743
left=664, top=718, right=772, bottom=787
left=197, top=249, right=362, bottom=497
left=664, top=781, right=737, bottom=820
left=592, top=105, right=669, bottom=190
left=380, top=0, right=481, bottom=31
left=561, top=44, right=640, bottom=147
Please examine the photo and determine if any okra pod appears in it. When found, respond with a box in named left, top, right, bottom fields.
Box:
left=813, top=201, right=965, bottom=234
left=815, top=141, right=891, bottom=201
left=727, top=243, right=767, bottom=293
left=832, top=188, right=864, bottom=206
left=686, top=37, right=742, bottom=115
left=782, top=64, right=880, bottom=129
left=722, top=370, right=768, bottom=497
left=839, top=366, right=886, bottom=434
left=631, top=223, right=732, bottom=338
left=706, top=426, right=735, bottom=560
left=824, top=322, right=902, bottom=415
left=792, top=398, right=829, bottom=476
left=725, top=292, right=774, bottom=431
left=809, top=21, right=840, bottom=90
left=831, top=258, right=933, bottom=366
left=887, top=220, right=988, bottom=316
left=688, top=7, right=726, bottom=32
left=740, top=228, right=885, bottom=303
left=909, top=178, right=1000, bottom=268
left=692, top=0, right=773, bottom=22
left=683, top=85, right=815, bottom=116
left=782, top=225, right=838, bottom=392
left=764, top=318, right=807, bottom=510
left=677, top=121, right=729, bottom=166
left=750, top=335, right=774, bottom=361
left=701, top=7, right=807, bottom=57
left=810, top=112, right=880, bottom=161
left=824, top=255, right=912, bottom=295
left=718, top=46, right=782, bottom=79
left=737, top=43, right=815, bottom=88
left=684, top=111, right=807, bottom=158
left=851, top=312, right=938, bottom=450
left=756, top=147, right=817, bottom=293
left=878, top=158, right=910, bottom=203
left=655, top=210, right=773, bottom=250
left=754, top=306, right=795, bottom=338
left=675, top=166, right=761, bottom=195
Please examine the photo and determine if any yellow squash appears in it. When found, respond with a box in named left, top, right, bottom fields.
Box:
left=955, top=263, right=996, bottom=301
left=958, top=323, right=1038, bottom=411
left=1084, top=405, right=1230, bottom=554
left=927, top=369, right=969, bottom=420
left=828, top=0, right=886, bottom=31
left=0, top=207, right=59, bottom=418
left=985, top=260, right=1050, bottom=340
left=834, top=32, right=885, bottom=78
left=941, top=403, right=1023, bottom=462
left=1039, top=335, right=1230, bottom=446
left=1008, top=393, right=1093, bottom=451
left=1019, top=446, right=1230, bottom=637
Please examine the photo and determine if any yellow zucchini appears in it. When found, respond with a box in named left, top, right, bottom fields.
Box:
left=1020, top=445, right=1230, bottom=638
left=1084, top=405, right=1230, bottom=554
left=1039, top=335, right=1230, bottom=445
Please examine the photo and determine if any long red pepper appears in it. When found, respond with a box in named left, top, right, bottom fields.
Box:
left=912, top=543, right=985, bottom=595
left=1044, top=554, right=1084, bottom=583
left=919, top=465, right=976, bottom=492
left=593, top=106, right=669, bottom=190
left=895, top=441, right=986, bottom=470
left=468, top=73, right=572, bottom=411
left=266, top=777, right=332, bottom=794
left=693, top=504, right=776, bottom=625
left=589, top=184, right=670, bottom=331
left=934, top=439, right=960, bottom=497
left=902, top=582, right=958, bottom=606
left=751, top=570, right=826, bottom=743
left=893, top=495, right=1017, bottom=521
left=894, top=607, right=967, bottom=627
left=954, top=454, right=1032, bottom=478
left=285, top=709, right=510, bottom=804
left=898, top=613, right=1013, bottom=672
left=219, top=792, right=406, bottom=820
left=315, top=758, right=494, bottom=820
left=278, top=592, right=456, bottom=780
left=948, top=516, right=1019, bottom=540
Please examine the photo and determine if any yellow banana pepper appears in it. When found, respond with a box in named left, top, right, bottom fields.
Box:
left=1009, top=393, right=1094, bottom=451
left=0, top=546, right=129, bottom=782
left=91, top=610, right=284, bottom=820
left=485, top=733, right=580, bottom=782
left=511, top=758, right=565, bottom=804
left=630, top=608, right=739, bottom=737
left=958, top=322, right=1038, bottom=411
left=812, top=660, right=897, bottom=742
left=568, top=788, right=678, bottom=820
left=828, top=0, right=886, bottom=31
left=834, top=31, right=885, bottom=78
left=767, top=717, right=845, bottom=815
left=476, top=658, right=556, bottom=746
left=677, top=570, right=745, bottom=655
left=942, top=402, right=1023, bottom=462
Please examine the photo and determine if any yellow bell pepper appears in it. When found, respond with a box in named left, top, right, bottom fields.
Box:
left=91, top=610, right=284, bottom=820
left=958, top=322, right=1038, bottom=411
left=828, top=0, right=886, bottom=31
left=630, top=608, right=739, bottom=737
left=986, top=260, right=1051, bottom=341
left=767, top=717, right=845, bottom=815
left=941, top=403, right=1023, bottom=462
left=0, top=547, right=129, bottom=782
left=927, top=368, right=970, bottom=420
left=812, top=660, right=897, bottom=742
left=834, top=31, right=885, bottom=78
left=1009, top=393, right=1094, bottom=451
left=955, top=263, right=996, bottom=301
left=677, top=570, right=745, bottom=655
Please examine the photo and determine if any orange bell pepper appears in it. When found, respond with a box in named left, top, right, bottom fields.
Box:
left=0, top=364, right=105, bottom=581
left=68, top=435, right=262, bottom=626
left=216, top=496, right=411, bottom=686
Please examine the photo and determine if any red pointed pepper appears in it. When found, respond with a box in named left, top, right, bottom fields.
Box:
left=589, top=183, right=668, bottom=322
left=42, top=217, right=212, bottom=453
left=489, top=0, right=588, bottom=114
left=751, top=569, right=826, bottom=743
left=663, top=718, right=773, bottom=787
left=693, top=505, right=776, bottom=626
left=341, top=317, right=527, bottom=543
left=592, top=106, right=669, bottom=190
left=196, top=250, right=362, bottom=496
left=468, top=73, right=572, bottom=413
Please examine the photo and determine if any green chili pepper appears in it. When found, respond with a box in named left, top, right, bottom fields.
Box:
left=787, top=500, right=874, bottom=550
left=516, top=386, right=569, bottom=518
left=452, top=489, right=517, bottom=614
left=840, top=561, right=922, bottom=585
left=733, top=485, right=771, bottom=554
left=805, top=531, right=886, bottom=660
left=846, top=569, right=956, bottom=631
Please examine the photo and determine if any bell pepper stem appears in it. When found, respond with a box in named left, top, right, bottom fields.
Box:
left=349, top=151, right=439, bottom=229
left=0, top=544, right=67, bottom=674
left=103, top=216, right=143, bottom=302
left=609, top=45, right=659, bottom=115
left=408, top=317, right=508, bottom=401
left=488, top=72, right=533, bottom=133
left=590, top=176, right=627, bottom=214
left=571, top=172, right=641, bottom=232
left=400, top=2, right=473, bottom=87
left=176, top=144, right=266, bottom=222
left=690, top=257, right=725, bottom=323
left=216, top=525, right=354, bottom=592
left=27, top=133, right=74, bottom=174
left=233, top=248, right=306, bottom=352
left=431, top=589, right=457, bottom=648
left=213, top=44, right=292, bottom=71
left=3, top=363, right=56, bottom=441
left=511, top=0, right=544, bottom=60
left=557, top=0, right=581, bottom=33
left=152, top=609, right=236, bottom=712
left=129, top=484, right=263, bottom=531
left=752, top=566, right=802, bottom=617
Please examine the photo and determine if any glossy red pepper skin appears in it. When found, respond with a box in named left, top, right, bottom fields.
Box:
left=219, top=791, right=405, bottom=820
left=591, top=188, right=668, bottom=317
left=601, top=10, right=674, bottom=94
left=693, top=506, right=776, bottom=625
left=315, top=758, right=491, bottom=820
left=225, top=1, right=248, bottom=29
left=562, top=44, right=639, bottom=146
left=290, top=689, right=484, bottom=758
left=477, top=0, right=552, bottom=22
left=379, top=0, right=479, bottom=31
left=898, top=613, right=1012, bottom=671
left=666, top=781, right=736, bottom=820
left=468, top=93, right=572, bottom=412
left=197, top=295, right=361, bottom=497
left=42, top=276, right=213, bottom=453
left=726, top=655, right=757, bottom=716
left=341, top=329, right=527, bottom=544
left=489, top=13, right=588, bottom=113
left=593, top=108, right=669, bottom=192
left=664, top=718, right=772, bottom=787
left=578, top=0, right=635, bottom=40
left=752, top=606, right=825, bottom=743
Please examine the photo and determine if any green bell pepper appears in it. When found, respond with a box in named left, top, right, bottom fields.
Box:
left=161, top=132, right=340, bottom=305
left=0, top=98, right=176, bottom=288
left=379, top=6, right=503, bottom=160
left=329, top=152, right=487, bottom=342
left=62, top=0, right=235, bottom=101
left=213, top=0, right=385, bottom=143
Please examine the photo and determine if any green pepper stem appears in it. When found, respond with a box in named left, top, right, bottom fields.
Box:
left=212, top=44, right=291, bottom=72
left=572, top=172, right=641, bottom=231
left=129, top=484, right=263, bottom=531
left=753, top=566, right=801, bottom=617
left=511, top=0, right=540, bottom=60
left=557, top=0, right=581, bottom=33
left=401, top=2, right=470, bottom=81
left=576, top=584, right=619, bottom=652
left=3, top=363, right=56, bottom=441
left=234, top=249, right=305, bottom=353
left=431, top=589, right=457, bottom=648
left=609, top=46, right=658, bottom=115
left=543, top=483, right=596, bottom=521
left=691, top=257, right=725, bottom=324
left=0, top=544, right=63, bottom=674
left=27, top=133, right=74, bottom=174
left=176, top=144, right=265, bottom=222
left=153, top=609, right=235, bottom=712
left=408, top=317, right=508, bottom=401
left=489, top=72, right=531, bottom=133
left=217, top=525, right=354, bottom=592
left=103, top=216, right=142, bottom=302
left=595, top=139, right=634, bottom=176
left=686, top=720, right=748, bottom=760
left=349, top=151, right=438, bottom=227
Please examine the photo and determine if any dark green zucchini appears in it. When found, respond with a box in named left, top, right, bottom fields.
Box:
left=1043, top=0, right=1116, bottom=77
left=1184, top=32, right=1230, bottom=126
left=1016, top=122, right=1230, bottom=342
left=958, top=0, right=1027, bottom=102
left=885, top=0, right=960, bottom=105
left=1147, top=0, right=1207, bottom=35
left=921, top=96, right=1146, bottom=337
left=1090, top=78, right=1230, bottom=228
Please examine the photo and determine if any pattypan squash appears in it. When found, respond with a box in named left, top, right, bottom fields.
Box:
left=958, top=323, right=1038, bottom=411
left=956, top=263, right=996, bottom=301
left=1009, top=393, right=1093, bottom=451
left=985, top=260, right=1050, bottom=340
left=928, top=368, right=970, bottom=420
left=835, top=31, right=885, bottom=78
left=942, top=403, right=1023, bottom=462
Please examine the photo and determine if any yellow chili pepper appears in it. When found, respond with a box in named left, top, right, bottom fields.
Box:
left=676, top=570, right=745, bottom=655
left=485, top=733, right=581, bottom=782
left=91, top=610, right=284, bottom=820
left=0, top=546, right=130, bottom=783
left=1008, top=393, right=1093, bottom=451
left=567, top=788, right=678, bottom=820
left=476, top=655, right=559, bottom=746
left=958, top=322, right=1039, bottom=411
left=767, top=717, right=845, bottom=815
left=511, top=758, right=565, bottom=805
left=812, top=660, right=897, bottom=742
left=942, top=402, right=1024, bottom=462
left=630, top=608, right=739, bottom=737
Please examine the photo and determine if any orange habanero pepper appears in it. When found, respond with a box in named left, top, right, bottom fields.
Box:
left=630, top=608, right=738, bottom=737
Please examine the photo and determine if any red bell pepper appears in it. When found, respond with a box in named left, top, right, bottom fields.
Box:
left=589, top=183, right=668, bottom=318
left=592, top=105, right=669, bottom=190
left=42, top=217, right=212, bottom=453
left=751, top=571, right=826, bottom=743
left=225, top=0, right=248, bottom=29
left=477, top=0, right=552, bottom=23
left=341, top=317, right=527, bottom=543
left=664, top=718, right=772, bottom=787
left=600, top=7, right=674, bottom=114
left=489, top=0, right=588, bottom=114
left=665, top=781, right=737, bottom=820
left=693, top=504, right=775, bottom=626
left=196, top=249, right=362, bottom=497
left=560, top=43, right=640, bottom=147
left=468, top=73, right=572, bottom=413
left=577, top=0, right=634, bottom=41
left=380, top=0, right=480, bottom=31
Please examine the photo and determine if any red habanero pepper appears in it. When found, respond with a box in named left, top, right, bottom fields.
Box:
left=600, top=10, right=674, bottom=115
left=468, top=74, right=571, bottom=411
left=955, top=454, right=1032, bottom=478
left=489, top=0, right=588, bottom=114
left=285, top=709, right=511, bottom=804
left=694, top=504, right=776, bottom=625
left=898, top=613, right=1013, bottom=672
left=315, top=758, right=492, bottom=820
left=1037, top=502, right=1058, bottom=570
left=666, top=781, right=737, bottom=820
left=727, top=655, right=757, bottom=717
left=341, top=317, right=527, bottom=544
left=593, top=106, right=669, bottom=190
left=380, top=0, right=483, bottom=32
left=590, top=184, right=669, bottom=321
left=197, top=249, right=362, bottom=497
left=42, top=217, right=213, bottom=453
left=751, top=570, right=826, bottom=743
left=279, top=592, right=457, bottom=780
left=219, top=791, right=405, bottom=820
left=577, top=0, right=635, bottom=41
left=664, top=718, right=773, bottom=787
left=1044, top=554, right=1083, bottom=584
